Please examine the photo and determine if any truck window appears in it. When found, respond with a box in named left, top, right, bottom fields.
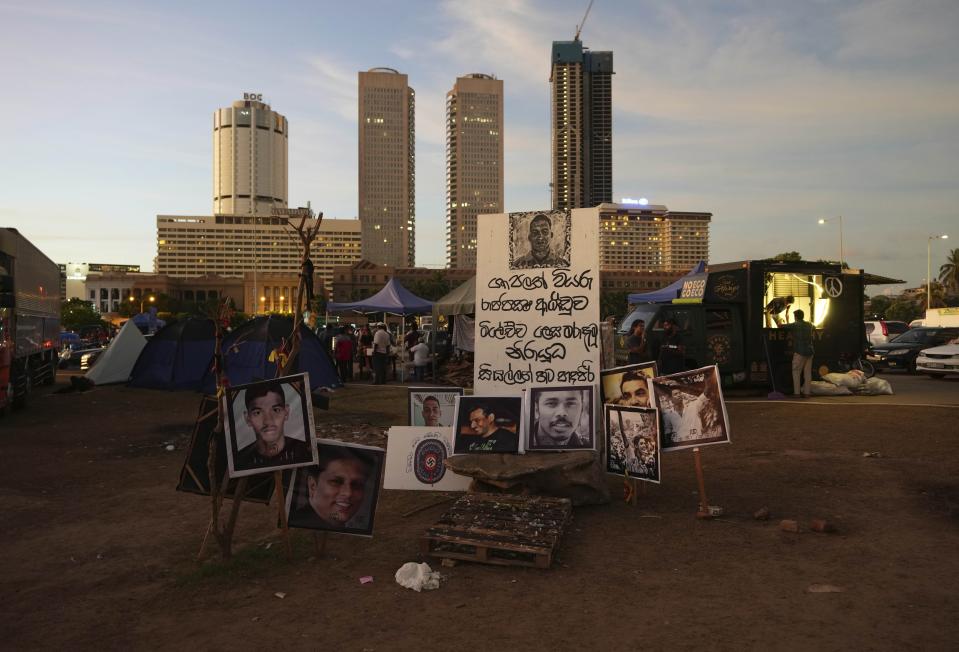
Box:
left=617, top=306, right=658, bottom=335
left=706, top=308, right=733, bottom=331
left=763, top=272, right=832, bottom=328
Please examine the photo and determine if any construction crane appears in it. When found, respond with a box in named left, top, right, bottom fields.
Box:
left=574, top=0, right=595, bottom=41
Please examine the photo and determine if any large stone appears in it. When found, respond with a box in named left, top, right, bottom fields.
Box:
left=445, top=451, right=610, bottom=506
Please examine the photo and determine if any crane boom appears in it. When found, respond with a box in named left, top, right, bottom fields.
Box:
left=574, top=0, right=595, bottom=41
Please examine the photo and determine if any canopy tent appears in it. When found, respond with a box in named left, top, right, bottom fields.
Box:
left=327, top=277, right=434, bottom=316
left=199, top=315, right=341, bottom=393
left=627, top=261, right=707, bottom=304
left=431, top=276, right=475, bottom=321
left=85, top=319, right=147, bottom=385
left=128, top=318, right=216, bottom=390
left=131, top=309, right=166, bottom=334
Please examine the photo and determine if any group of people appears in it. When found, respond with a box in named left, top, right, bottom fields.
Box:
left=625, top=317, right=686, bottom=376
left=316, top=321, right=434, bottom=385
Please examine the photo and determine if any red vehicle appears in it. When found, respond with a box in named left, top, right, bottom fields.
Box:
left=0, top=228, right=60, bottom=412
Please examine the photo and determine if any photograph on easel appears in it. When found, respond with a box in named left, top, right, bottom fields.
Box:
left=604, top=405, right=661, bottom=483
left=600, top=361, right=658, bottom=407
left=526, top=385, right=596, bottom=450
left=452, top=395, right=522, bottom=454
left=408, top=387, right=463, bottom=427
left=224, top=373, right=318, bottom=478
left=650, top=365, right=731, bottom=452
left=286, top=440, right=385, bottom=537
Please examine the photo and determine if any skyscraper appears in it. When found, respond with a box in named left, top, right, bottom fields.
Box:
left=213, top=97, right=288, bottom=216
left=446, top=73, right=504, bottom=269
left=358, top=68, right=415, bottom=267
left=550, top=40, right=613, bottom=210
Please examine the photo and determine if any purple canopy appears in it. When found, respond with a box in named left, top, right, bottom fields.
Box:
left=327, top=277, right=433, bottom=315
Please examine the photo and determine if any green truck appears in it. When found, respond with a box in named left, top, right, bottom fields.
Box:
left=616, top=260, right=866, bottom=387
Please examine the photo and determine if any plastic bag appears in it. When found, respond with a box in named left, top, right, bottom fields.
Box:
left=862, top=377, right=894, bottom=395
left=821, top=372, right=863, bottom=388
left=810, top=381, right=853, bottom=396
left=395, top=562, right=441, bottom=592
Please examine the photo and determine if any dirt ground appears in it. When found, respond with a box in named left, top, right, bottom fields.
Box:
left=2, top=376, right=958, bottom=651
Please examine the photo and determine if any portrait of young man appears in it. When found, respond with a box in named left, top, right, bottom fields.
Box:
left=408, top=387, right=463, bottom=428
left=650, top=365, right=730, bottom=452
left=287, top=441, right=384, bottom=537
left=453, top=396, right=521, bottom=454
left=509, top=211, right=570, bottom=269
left=225, top=374, right=317, bottom=478
left=600, top=362, right=658, bottom=407
left=527, top=386, right=594, bottom=450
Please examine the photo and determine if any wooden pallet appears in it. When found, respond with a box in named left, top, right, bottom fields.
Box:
left=421, top=493, right=573, bottom=569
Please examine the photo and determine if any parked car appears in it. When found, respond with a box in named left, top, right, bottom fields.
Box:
left=867, top=327, right=959, bottom=373
left=915, top=341, right=959, bottom=378
left=864, top=320, right=909, bottom=346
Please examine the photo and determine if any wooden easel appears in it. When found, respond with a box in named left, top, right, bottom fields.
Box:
left=197, top=209, right=325, bottom=561
left=692, top=447, right=711, bottom=519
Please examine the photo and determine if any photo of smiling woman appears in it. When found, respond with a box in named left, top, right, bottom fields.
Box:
left=286, top=440, right=385, bottom=537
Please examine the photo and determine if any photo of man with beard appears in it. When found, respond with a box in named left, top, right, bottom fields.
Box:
left=510, top=211, right=570, bottom=269
left=528, top=386, right=594, bottom=450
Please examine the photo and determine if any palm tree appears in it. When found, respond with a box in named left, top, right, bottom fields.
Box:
left=939, top=248, right=959, bottom=294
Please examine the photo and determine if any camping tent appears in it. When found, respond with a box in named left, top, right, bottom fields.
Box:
left=128, top=318, right=216, bottom=390
left=84, top=319, right=147, bottom=385
left=200, top=315, right=341, bottom=393
left=627, top=261, right=707, bottom=304
left=327, top=277, right=433, bottom=315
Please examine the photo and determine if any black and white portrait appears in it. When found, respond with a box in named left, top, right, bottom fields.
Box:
left=526, top=385, right=595, bottom=450
left=509, top=210, right=571, bottom=269
left=224, top=374, right=317, bottom=478
left=453, top=395, right=522, bottom=454
left=286, top=440, right=385, bottom=538
left=650, top=365, right=730, bottom=452
left=408, top=387, right=463, bottom=427
left=605, top=405, right=661, bottom=483
left=600, top=362, right=658, bottom=407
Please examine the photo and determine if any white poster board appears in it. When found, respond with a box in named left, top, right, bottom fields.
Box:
left=384, top=426, right=471, bottom=491
left=474, top=208, right=601, bottom=395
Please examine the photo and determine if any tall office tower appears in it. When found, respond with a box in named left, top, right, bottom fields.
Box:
left=213, top=97, right=288, bottom=216
left=445, top=73, right=504, bottom=269
left=550, top=40, right=613, bottom=210
left=358, top=68, right=415, bottom=267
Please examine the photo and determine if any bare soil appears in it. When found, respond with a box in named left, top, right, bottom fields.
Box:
left=1, top=378, right=958, bottom=651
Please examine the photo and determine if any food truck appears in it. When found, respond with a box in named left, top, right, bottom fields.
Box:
left=617, top=260, right=866, bottom=387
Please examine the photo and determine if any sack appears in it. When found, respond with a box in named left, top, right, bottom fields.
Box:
left=822, top=372, right=863, bottom=388
left=862, top=377, right=894, bottom=395
left=810, top=381, right=853, bottom=396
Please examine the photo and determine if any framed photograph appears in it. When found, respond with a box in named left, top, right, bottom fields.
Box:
left=526, top=385, right=595, bottom=450
left=508, top=210, right=571, bottom=269
left=452, top=395, right=522, bottom=454
left=650, top=365, right=731, bottom=452
left=224, top=374, right=318, bottom=478
left=604, top=405, right=661, bottom=484
left=600, top=362, right=658, bottom=407
left=286, top=440, right=384, bottom=537
left=408, top=387, right=464, bottom=427
left=384, top=426, right=472, bottom=491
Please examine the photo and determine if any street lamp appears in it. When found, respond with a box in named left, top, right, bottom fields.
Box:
left=817, top=216, right=844, bottom=268
left=130, top=294, right=155, bottom=313
left=927, top=234, right=949, bottom=313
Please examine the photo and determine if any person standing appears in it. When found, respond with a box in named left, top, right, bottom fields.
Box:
left=333, top=327, right=354, bottom=384
left=785, top=309, right=815, bottom=398
left=409, top=336, right=430, bottom=382
left=626, top=319, right=648, bottom=364
left=372, top=322, right=392, bottom=385
left=656, top=318, right=686, bottom=375
left=357, top=325, right=373, bottom=378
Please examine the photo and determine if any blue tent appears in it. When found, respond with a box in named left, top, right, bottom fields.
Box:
left=327, top=277, right=433, bottom=315
left=199, top=315, right=341, bottom=393
left=128, top=318, right=216, bottom=390
left=627, top=261, right=707, bottom=304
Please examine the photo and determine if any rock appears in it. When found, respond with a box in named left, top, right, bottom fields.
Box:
left=779, top=519, right=800, bottom=533
left=445, top=451, right=610, bottom=506
left=754, top=507, right=770, bottom=521
left=441, top=558, right=458, bottom=568
left=809, top=518, right=836, bottom=533
left=806, top=583, right=845, bottom=593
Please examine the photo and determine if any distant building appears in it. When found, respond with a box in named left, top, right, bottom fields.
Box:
left=599, top=203, right=710, bottom=272
left=155, top=215, right=361, bottom=304
left=446, top=74, right=504, bottom=270
left=358, top=68, right=416, bottom=268
left=551, top=39, right=613, bottom=210
left=60, top=262, right=141, bottom=302
left=331, top=260, right=473, bottom=304
left=213, top=97, right=288, bottom=216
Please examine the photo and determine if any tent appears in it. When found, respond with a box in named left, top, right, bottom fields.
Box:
left=627, top=261, right=707, bottom=304
left=85, top=319, right=147, bottom=385
left=327, top=277, right=433, bottom=315
left=131, top=309, right=166, bottom=334
left=432, top=276, right=475, bottom=321
left=200, top=315, right=341, bottom=393
left=128, top=318, right=216, bottom=390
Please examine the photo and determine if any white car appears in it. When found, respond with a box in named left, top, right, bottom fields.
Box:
left=915, top=342, right=959, bottom=378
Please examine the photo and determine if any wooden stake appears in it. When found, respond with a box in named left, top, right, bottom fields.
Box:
left=221, top=477, right=248, bottom=560
left=693, top=447, right=710, bottom=518
left=314, top=531, right=328, bottom=558
left=275, top=470, right=292, bottom=559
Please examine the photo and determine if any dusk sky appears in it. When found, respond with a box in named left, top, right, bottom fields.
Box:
left=2, top=0, right=956, bottom=291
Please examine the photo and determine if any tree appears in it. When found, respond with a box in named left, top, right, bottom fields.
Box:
left=938, top=248, right=959, bottom=295
left=61, top=298, right=105, bottom=331
left=407, top=272, right=451, bottom=302
left=917, top=282, right=946, bottom=310
left=866, top=295, right=892, bottom=318
left=772, top=251, right=803, bottom=262
left=600, top=291, right=631, bottom=323
left=886, top=300, right=921, bottom=323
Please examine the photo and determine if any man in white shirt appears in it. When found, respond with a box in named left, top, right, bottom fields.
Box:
left=409, top=337, right=430, bottom=382
left=372, top=323, right=392, bottom=385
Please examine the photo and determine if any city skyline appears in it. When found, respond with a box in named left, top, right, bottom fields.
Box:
left=1, top=1, right=957, bottom=289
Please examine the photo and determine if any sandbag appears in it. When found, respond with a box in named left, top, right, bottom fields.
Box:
left=862, top=377, right=894, bottom=395
left=821, top=372, right=863, bottom=389
left=810, top=380, right=853, bottom=396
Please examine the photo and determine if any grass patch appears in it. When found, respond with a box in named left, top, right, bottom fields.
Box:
left=175, top=533, right=317, bottom=587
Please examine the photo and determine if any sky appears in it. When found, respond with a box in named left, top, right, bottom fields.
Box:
left=1, top=0, right=957, bottom=292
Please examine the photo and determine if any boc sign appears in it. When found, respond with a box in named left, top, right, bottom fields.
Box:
left=243, top=92, right=263, bottom=101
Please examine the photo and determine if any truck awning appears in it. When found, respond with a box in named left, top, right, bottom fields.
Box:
left=863, top=273, right=905, bottom=285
